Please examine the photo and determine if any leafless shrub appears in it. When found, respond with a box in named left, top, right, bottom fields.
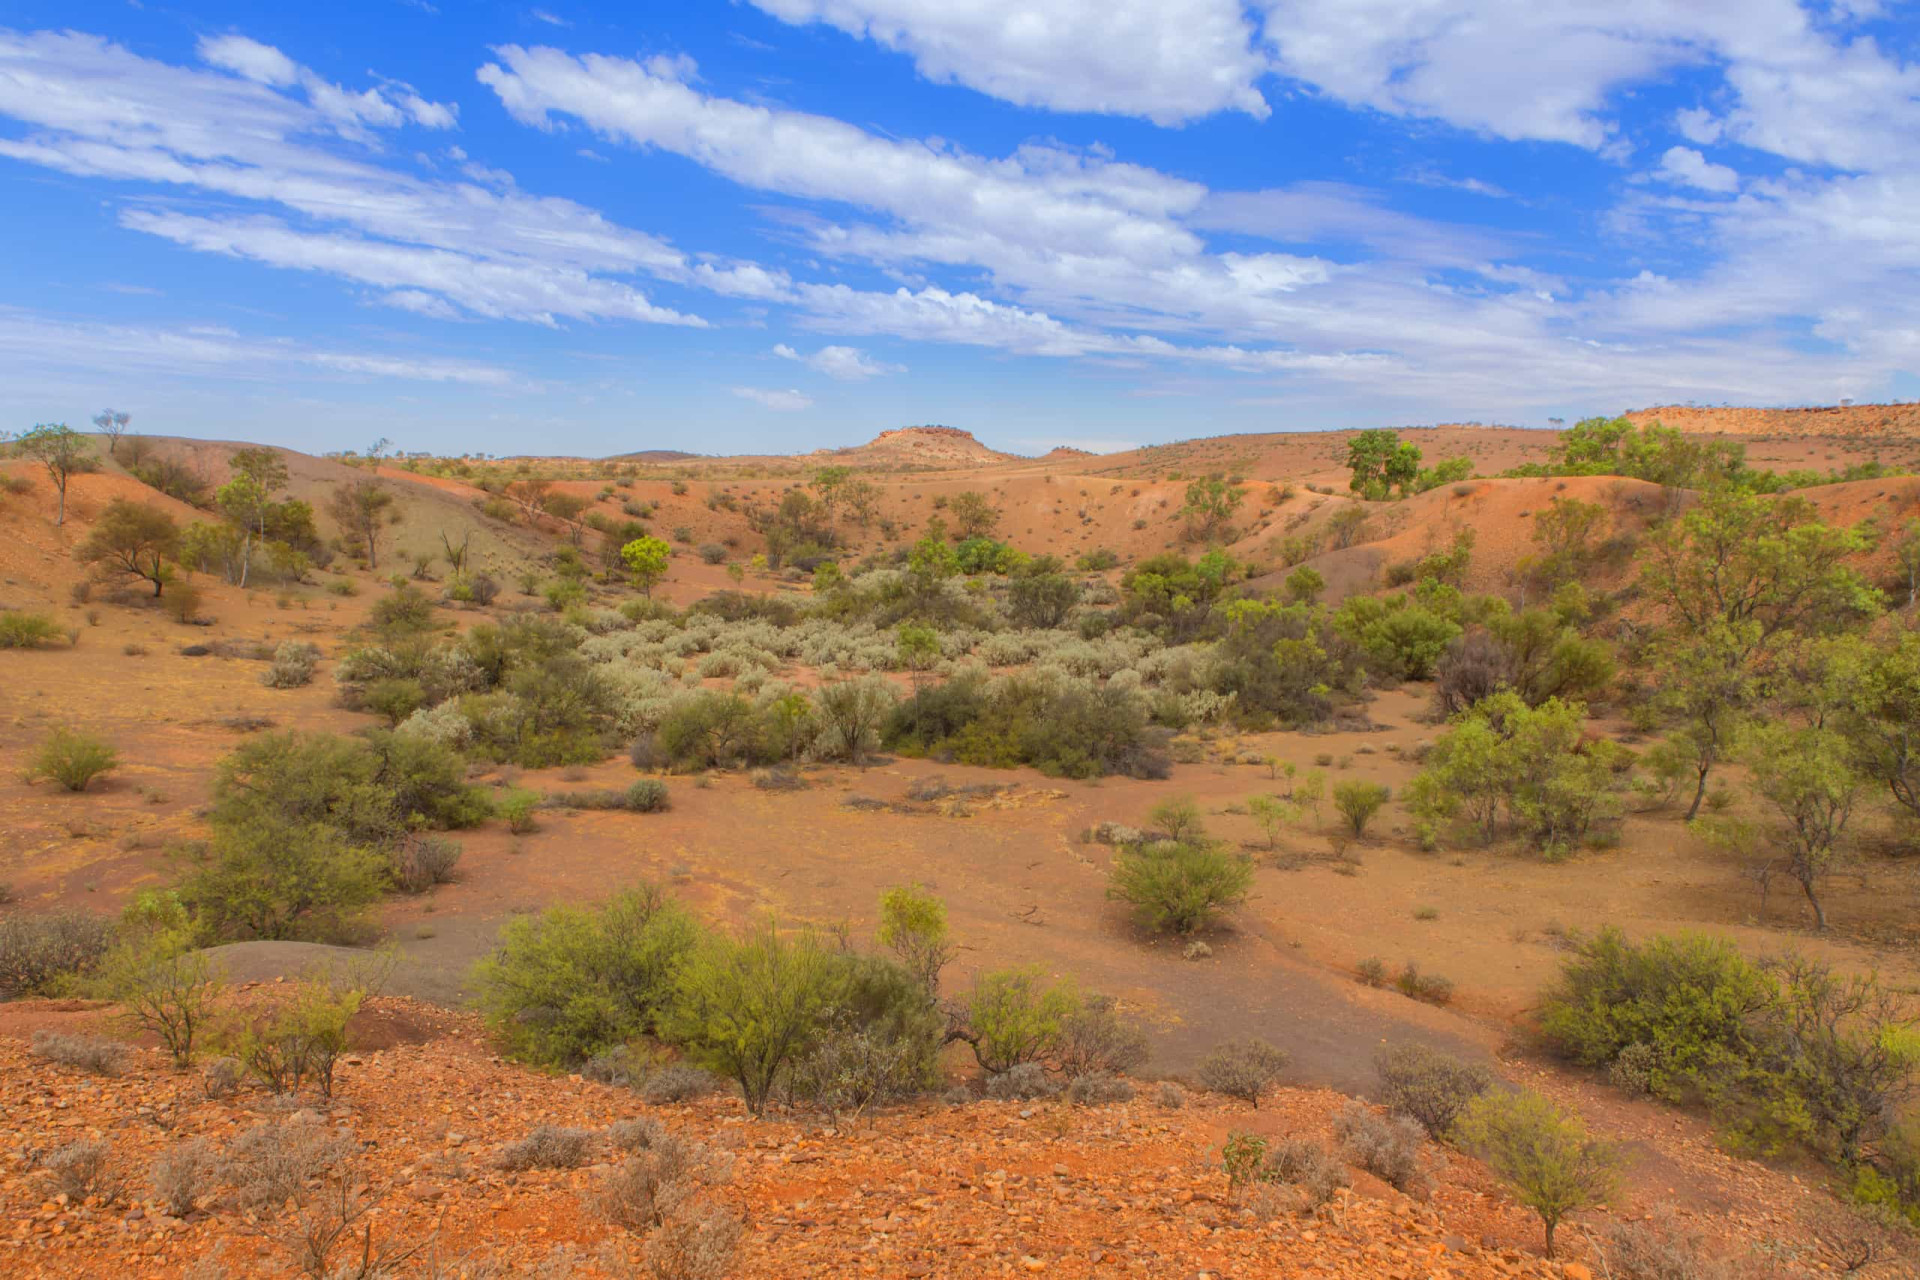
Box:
left=31, top=1028, right=129, bottom=1075
left=495, top=1125, right=595, bottom=1171
left=277, top=1160, right=428, bottom=1280
left=609, top=1116, right=668, bottom=1152
left=594, top=1128, right=738, bottom=1280
left=985, top=1062, right=1059, bottom=1101
left=789, top=1014, right=931, bottom=1118
left=1155, top=1081, right=1186, bottom=1108
left=223, top=1114, right=354, bottom=1210
left=393, top=835, right=462, bottom=893
left=1055, top=994, right=1149, bottom=1079
left=0, top=912, right=115, bottom=997
left=640, top=1065, right=718, bottom=1105
left=1066, top=1071, right=1135, bottom=1105
left=202, top=1055, right=243, bottom=1099
left=152, top=1137, right=219, bottom=1216
left=1333, top=1101, right=1432, bottom=1198
left=1374, top=1043, right=1493, bottom=1138
left=1593, top=1208, right=1733, bottom=1280
left=46, top=1138, right=112, bottom=1199
left=1264, top=1138, right=1348, bottom=1210
left=584, top=1044, right=659, bottom=1090
left=642, top=1199, right=742, bottom=1280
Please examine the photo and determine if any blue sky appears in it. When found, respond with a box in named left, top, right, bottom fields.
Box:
left=2, top=2, right=1918, bottom=457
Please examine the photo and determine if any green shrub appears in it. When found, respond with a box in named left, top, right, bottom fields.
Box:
left=1393, top=961, right=1454, bottom=1005
left=0, top=913, right=116, bottom=998
left=473, top=885, right=702, bottom=1066
left=27, top=727, right=118, bottom=792
left=370, top=583, right=436, bottom=636
left=94, top=898, right=225, bottom=1068
left=1332, top=780, right=1389, bottom=836
left=663, top=917, right=846, bottom=1116
left=1453, top=1088, right=1619, bottom=1258
left=814, top=677, right=898, bottom=764
left=1198, top=1037, right=1289, bottom=1106
left=227, top=976, right=365, bottom=1097
left=1404, top=693, right=1626, bottom=853
left=177, top=730, right=487, bottom=941
left=1538, top=927, right=1769, bottom=1101
left=960, top=966, right=1080, bottom=1074
left=0, top=610, right=64, bottom=648
left=499, top=787, right=541, bottom=833
left=656, top=691, right=771, bottom=771
left=625, top=778, right=670, bottom=812
left=361, top=676, right=427, bottom=726
left=1106, top=841, right=1253, bottom=935
left=876, top=883, right=952, bottom=996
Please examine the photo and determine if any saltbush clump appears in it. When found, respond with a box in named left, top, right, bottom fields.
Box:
left=1332, top=1101, right=1431, bottom=1197
left=1374, top=1043, right=1493, bottom=1139
left=1198, top=1038, right=1289, bottom=1107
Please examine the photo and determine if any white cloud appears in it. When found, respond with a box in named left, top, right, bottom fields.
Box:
left=530, top=9, right=571, bottom=27
left=0, top=306, right=517, bottom=386
left=196, top=34, right=457, bottom=131
left=120, top=209, right=703, bottom=327
left=746, top=0, right=1270, bottom=124
left=733, top=385, right=814, bottom=410
left=773, top=342, right=901, bottom=379
left=1255, top=0, right=1920, bottom=171
left=472, top=28, right=1920, bottom=418
left=1657, top=145, right=1740, bottom=193
left=0, top=30, right=722, bottom=327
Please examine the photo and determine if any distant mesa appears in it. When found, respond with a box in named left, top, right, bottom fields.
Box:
left=608, top=448, right=701, bottom=462
left=821, top=424, right=1018, bottom=465
left=1043, top=445, right=1094, bottom=459
left=1625, top=401, right=1920, bottom=438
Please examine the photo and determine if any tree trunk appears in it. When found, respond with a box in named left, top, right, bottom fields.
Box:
left=54, top=480, right=66, bottom=526
left=1801, top=875, right=1827, bottom=930
left=1543, top=1217, right=1556, bottom=1259
left=1684, top=763, right=1710, bottom=821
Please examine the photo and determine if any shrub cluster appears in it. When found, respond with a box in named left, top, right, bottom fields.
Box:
left=0, top=912, right=116, bottom=997
left=1540, top=928, right=1920, bottom=1213
left=177, top=729, right=488, bottom=941
left=1405, top=692, right=1628, bottom=854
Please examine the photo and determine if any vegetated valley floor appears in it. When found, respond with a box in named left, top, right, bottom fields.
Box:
left=4, top=412, right=1920, bottom=1276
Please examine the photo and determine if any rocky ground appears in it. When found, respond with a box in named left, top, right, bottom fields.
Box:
left=2, top=997, right=1911, bottom=1279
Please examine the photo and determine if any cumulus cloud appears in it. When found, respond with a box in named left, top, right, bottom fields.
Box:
left=1657, top=145, right=1740, bottom=193
left=772, top=342, right=902, bottom=379
left=1256, top=0, right=1920, bottom=172
left=746, top=0, right=1270, bottom=123
left=733, top=385, right=814, bottom=410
